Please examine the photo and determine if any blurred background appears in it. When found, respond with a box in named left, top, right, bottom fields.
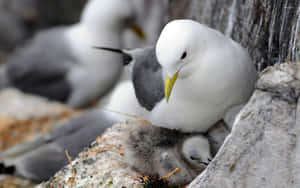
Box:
left=0, top=0, right=86, bottom=60
left=0, top=0, right=298, bottom=187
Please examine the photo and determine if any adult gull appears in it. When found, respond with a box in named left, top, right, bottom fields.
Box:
left=99, top=19, right=258, bottom=132
left=0, top=0, right=145, bottom=108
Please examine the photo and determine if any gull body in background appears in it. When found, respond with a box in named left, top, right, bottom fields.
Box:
left=0, top=0, right=145, bottom=108
left=123, top=0, right=168, bottom=48
left=99, top=19, right=258, bottom=132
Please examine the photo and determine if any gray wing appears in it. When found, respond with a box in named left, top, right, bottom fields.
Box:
left=131, top=47, right=165, bottom=111
left=1, top=108, right=117, bottom=181
left=5, top=27, right=77, bottom=102
left=92, top=46, right=165, bottom=111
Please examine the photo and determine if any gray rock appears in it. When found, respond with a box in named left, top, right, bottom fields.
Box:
left=189, top=62, right=300, bottom=188
left=37, top=121, right=145, bottom=188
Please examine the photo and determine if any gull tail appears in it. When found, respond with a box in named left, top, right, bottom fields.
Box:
left=93, top=46, right=133, bottom=65
left=0, top=163, right=15, bottom=175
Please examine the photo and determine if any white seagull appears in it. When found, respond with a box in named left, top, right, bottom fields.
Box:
left=99, top=19, right=258, bottom=132
left=0, top=0, right=145, bottom=108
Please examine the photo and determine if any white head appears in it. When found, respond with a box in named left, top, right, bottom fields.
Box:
left=182, top=135, right=212, bottom=168
left=80, top=0, right=144, bottom=34
left=156, top=19, right=216, bottom=102
left=156, top=20, right=208, bottom=78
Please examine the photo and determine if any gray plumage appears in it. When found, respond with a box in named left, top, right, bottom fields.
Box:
left=131, top=47, right=164, bottom=111
left=2, top=27, right=75, bottom=102
left=0, top=109, right=118, bottom=181
left=95, top=46, right=165, bottom=111
left=124, top=124, right=211, bottom=185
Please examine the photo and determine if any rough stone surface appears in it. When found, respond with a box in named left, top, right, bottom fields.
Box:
left=38, top=121, right=145, bottom=188
left=189, top=62, right=300, bottom=188
left=167, top=0, right=300, bottom=71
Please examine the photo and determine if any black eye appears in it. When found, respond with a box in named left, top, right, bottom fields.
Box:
left=181, top=51, right=187, bottom=60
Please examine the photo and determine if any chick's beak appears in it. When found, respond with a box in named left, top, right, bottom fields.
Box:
left=165, top=72, right=178, bottom=103
left=130, top=25, right=146, bottom=40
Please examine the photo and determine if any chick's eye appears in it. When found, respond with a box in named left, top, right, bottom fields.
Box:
left=181, top=51, right=187, bottom=60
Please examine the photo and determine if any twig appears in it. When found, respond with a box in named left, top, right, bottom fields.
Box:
left=161, top=168, right=180, bottom=179
left=64, top=150, right=76, bottom=185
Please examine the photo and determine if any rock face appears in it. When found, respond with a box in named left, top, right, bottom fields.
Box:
left=167, top=0, right=300, bottom=71
left=38, top=121, right=145, bottom=188
left=189, top=62, right=300, bottom=188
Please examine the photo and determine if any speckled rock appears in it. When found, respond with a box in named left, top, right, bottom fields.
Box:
left=189, top=62, right=300, bottom=188
left=38, top=121, right=145, bottom=188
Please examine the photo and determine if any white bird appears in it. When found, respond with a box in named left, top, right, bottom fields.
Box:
left=99, top=19, right=258, bottom=132
left=0, top=0, right=145, bottom=108
left=153, top=19, right=258, bottom=132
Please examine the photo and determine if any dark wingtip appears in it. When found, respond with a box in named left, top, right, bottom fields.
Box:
left=92, top=46, right=123, bottom=54
left=92, top=46, right=133, bottom=66
left=0, top=163, right=15, bottom=174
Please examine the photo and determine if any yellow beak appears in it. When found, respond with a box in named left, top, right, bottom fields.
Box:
left=165, top=72, right=178, bottom=103
left=130, top=25, right=146, bottom=40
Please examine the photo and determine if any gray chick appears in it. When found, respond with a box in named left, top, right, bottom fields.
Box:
left=124, top=124, right=211, bottom=185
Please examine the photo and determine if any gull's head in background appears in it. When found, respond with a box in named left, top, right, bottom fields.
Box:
left=81, top=0, right=145, bottom=38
